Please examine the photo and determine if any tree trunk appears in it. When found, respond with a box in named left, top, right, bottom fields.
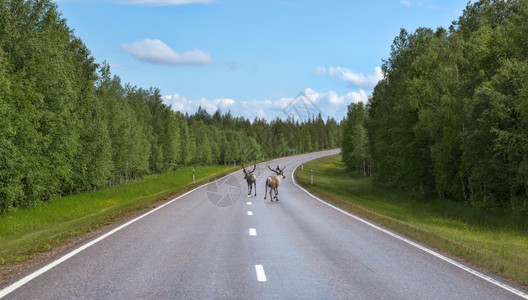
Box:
left=363, top=159, right=367, bottom=176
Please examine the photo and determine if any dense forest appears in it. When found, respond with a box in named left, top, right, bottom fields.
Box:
left=342, top=0, right=528, bottom=211
left=0, top=0, right=340, bottom=214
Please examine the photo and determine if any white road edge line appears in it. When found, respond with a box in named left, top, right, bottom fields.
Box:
left=255, top=265, right=267, bottom=282
left=0, top=174, right=228, bottom=299
left=291, top=162, right=528, bottom=299
left=248, top=211, right=253, bottom=216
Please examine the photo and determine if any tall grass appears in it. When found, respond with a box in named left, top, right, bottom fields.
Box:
left=0, top=165, right=234, bottom=266
left=295, top=154, right=528, bottom=287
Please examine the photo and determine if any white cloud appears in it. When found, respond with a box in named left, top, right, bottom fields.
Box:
left=318, top=65, right=383, bottom=89
left=121, top=39, right=214, bottom=66
left=300, top=88, right=368, bottom=118
left=215, top=97, right=235, bottom=106
left=279, top=88, right=370, bottom=122
left=302, top=88, right=368, bottom=106
left=163, top=87, right=368, bottom=122
left=163, top=93, right=191, bottom=112
left=163, top=94, right=235, bottom=115
left=114, top=0, right=213, bottom=5
left=348, top=89, right=369, bottom=103
left=401, top=0, right=411, bottom=6
left=315, top=66, right=326, bottom=75
left=328, top=66, right=383, bottom=89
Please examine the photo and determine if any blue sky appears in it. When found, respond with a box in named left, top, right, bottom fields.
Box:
left=54, top=0, right=470, bottom=122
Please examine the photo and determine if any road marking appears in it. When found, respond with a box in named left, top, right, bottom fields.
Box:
left=0, top=180, right=216, bottom=299
left=255, top=265, right=267, bottom=282
left=247, top=211, right=253, bottom=216
left=0, top=156, right=336, bottom=299
left=291, top=163, right=528, bottom=300
left=249, top=228, right=257, bottom=236
left=247, top=201, right=252, bottom=205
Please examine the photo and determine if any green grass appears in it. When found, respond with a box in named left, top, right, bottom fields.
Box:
left=295, top=154, right=528, bottom=287
left=0, top=165, right=235, bottom=266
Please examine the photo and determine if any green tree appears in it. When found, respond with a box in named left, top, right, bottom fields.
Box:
left=341, top=102, right=369, bottom=176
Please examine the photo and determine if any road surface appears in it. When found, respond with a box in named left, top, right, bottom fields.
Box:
left=1, top=149, right=527, bottom=299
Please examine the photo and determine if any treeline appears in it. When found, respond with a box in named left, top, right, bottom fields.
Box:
left=0, top=0, right=340, bottom=213
left=187, top=107, right=340, bottom=166
left=342, top=0, right=528, bottom=211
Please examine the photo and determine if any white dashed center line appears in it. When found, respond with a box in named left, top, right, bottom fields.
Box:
left=247, top=201, right=252, bottom=205
left=255, top=265, right=267, bottom=282
left=249, top=228, right=257, bottom=236
left=247, top=211, right=253, bottom=216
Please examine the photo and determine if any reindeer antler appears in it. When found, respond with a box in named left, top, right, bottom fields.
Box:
left=268, top=165, right=279, bottom=174
left=241, top=164, right=247, bottom=174
left=249, top=164, right=256, bottom=173
left=273, top=165, right=285, bottom=174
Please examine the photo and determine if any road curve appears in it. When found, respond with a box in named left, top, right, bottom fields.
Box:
left=1, top=149, right=527, bottom=299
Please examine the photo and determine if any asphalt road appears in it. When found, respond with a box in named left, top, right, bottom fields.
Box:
left=1, top=149, right=527, bottom=299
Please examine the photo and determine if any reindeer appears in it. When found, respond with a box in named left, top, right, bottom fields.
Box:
left=264, top=165, right=286, bottom=202
left=242, top=164, right=257, bottom=197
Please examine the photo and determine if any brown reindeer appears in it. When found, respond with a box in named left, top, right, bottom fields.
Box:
left=242, top=164, right=257, bottom=197
left=264, top=165, right=286, bottom=202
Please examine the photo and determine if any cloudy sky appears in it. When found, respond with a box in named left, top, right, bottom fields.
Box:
left=55, top=0, right=470, bottom=121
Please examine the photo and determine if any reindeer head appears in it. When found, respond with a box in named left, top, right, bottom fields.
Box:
left=242, top=164, right=256, bottom=180
left=268, top=165, right=286, bottom=179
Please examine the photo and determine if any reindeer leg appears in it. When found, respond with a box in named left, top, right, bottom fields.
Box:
left=264, top=181, right=267, bottom=200
left=253, top=183, right=256, bottom=196
left=247, top=182, right=251, bottom=197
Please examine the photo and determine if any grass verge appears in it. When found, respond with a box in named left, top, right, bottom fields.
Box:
left=295, top=154, right=528, bottom=287
left=0, top=165, right=235, bottom=270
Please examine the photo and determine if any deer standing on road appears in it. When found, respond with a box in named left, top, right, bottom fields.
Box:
left=242, top=164, right=257, bottom=197
left=264, top=165, right=286, bottom=202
